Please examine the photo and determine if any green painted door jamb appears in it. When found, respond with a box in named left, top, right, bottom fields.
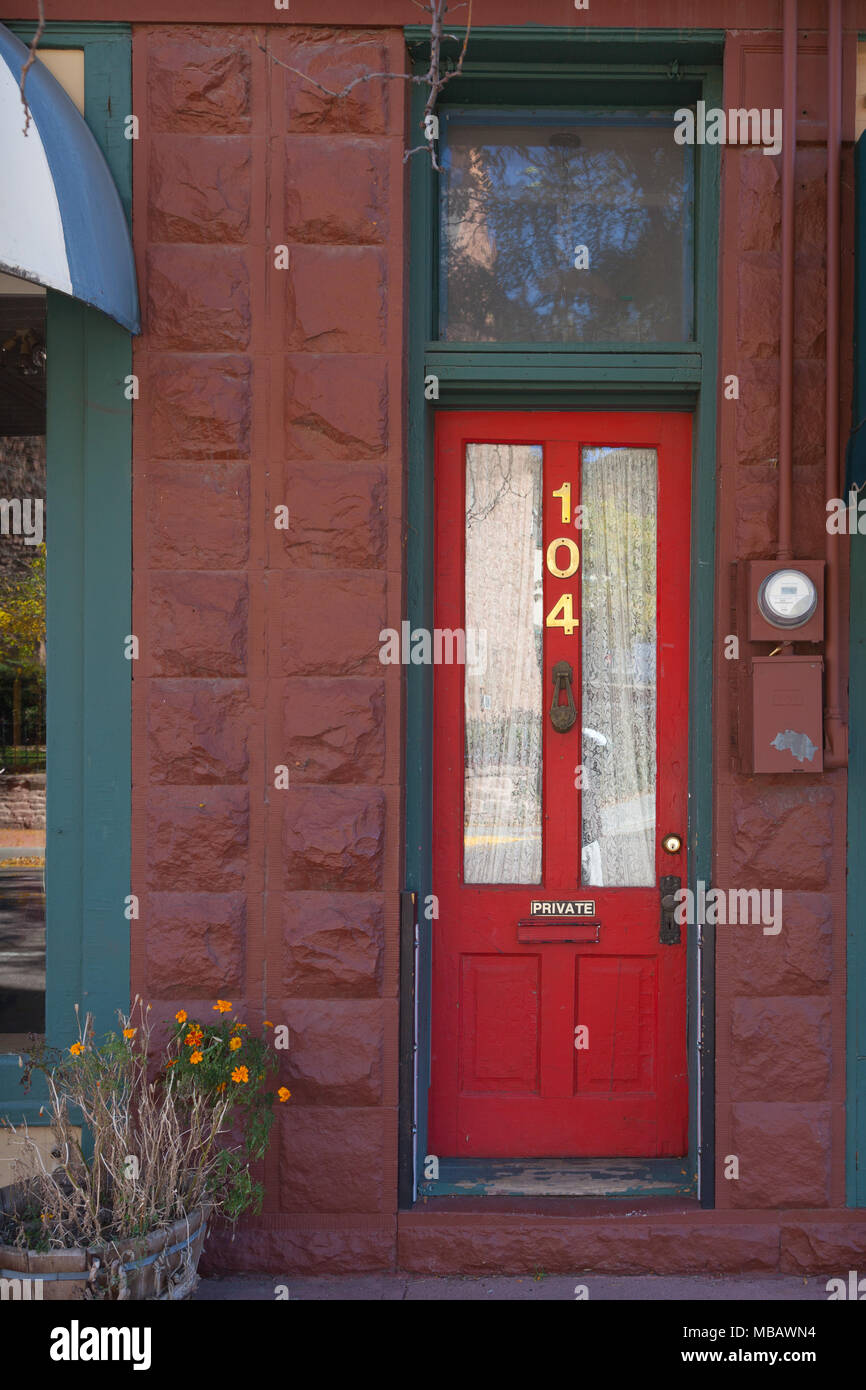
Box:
left=0, top=24, right=132, bottom=1124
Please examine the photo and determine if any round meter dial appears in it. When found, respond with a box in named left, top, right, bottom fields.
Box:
left=757, top=568, right=818, bottom=628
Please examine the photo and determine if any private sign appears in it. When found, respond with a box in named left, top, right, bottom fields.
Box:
left=529, top=900, right=596, bottom=916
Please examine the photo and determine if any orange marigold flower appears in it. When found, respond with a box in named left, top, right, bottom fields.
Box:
left=175, top=1010, right=187, bottom=1024
left=122, top=1027, right=136, bottom=1039
left=190, top=1051, right=204, bottom=1065
left=229, top=1036, right=242, bottom=1052
left=263, top=1021, right=274, bottom=1029
left=216, top=1082, right=227, bottom=1092
left=278, top=1087, right=291, bottom=1103
left=214, top=1000, right=232, bottom=1014
left=184, top=1028, right=203, bottom=1047
left=165, top=1060, right=178, bottom=1069
left=231, top=1065, right=249, bottom=1084
left=69, top=1042, right=84, bottom=1056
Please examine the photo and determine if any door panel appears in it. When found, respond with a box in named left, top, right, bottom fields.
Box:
left=430, top=411, right=691, bottom=1158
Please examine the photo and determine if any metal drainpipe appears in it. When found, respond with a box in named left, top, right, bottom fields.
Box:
left=824, top=0, right=848, bottom=767
left=778, top=0, right=797, bottom=563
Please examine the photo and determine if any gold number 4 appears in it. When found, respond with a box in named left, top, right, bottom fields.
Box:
left=545, top=593, right=578, bottom=634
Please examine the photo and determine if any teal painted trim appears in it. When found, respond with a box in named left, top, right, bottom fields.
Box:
left=848, top=133, right=866, bottom=1206
left=403, top=77, right=437, bottom=1199
left=0, top=24, right=132, bottom=1122
left=419, top=1157, right=694, bottom=1199
left=404, top=29, right=721, bottom=1203
left=9, top=22, right=133, bottom=224
left=406, top=25, right=725, bottom=66
left=690, top=66, right=722, bottom=1209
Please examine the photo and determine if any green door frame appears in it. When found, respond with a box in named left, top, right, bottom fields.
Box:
left=401, top=26, right=722, bottom=1206
left=0, top=22, right=132, bottom=1123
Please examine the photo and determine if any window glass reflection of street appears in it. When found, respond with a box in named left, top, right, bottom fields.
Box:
left=0, top=279, right=46, bottom=1052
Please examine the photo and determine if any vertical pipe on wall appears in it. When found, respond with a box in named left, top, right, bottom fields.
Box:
left=777, top=0, right=797, bottom=562
left=825, top=0, right=847, bottom=765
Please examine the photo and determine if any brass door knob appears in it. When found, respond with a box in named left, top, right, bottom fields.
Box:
left=662, top=834, right=683, bottom=854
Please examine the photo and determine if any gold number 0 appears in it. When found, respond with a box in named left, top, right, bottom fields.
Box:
left=546, top=537, right=580, bottom=579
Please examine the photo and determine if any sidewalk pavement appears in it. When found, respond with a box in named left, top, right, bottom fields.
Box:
left=194, top=1273, right=833, bottom=1301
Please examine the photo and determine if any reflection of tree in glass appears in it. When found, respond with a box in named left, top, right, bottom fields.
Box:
left=0, top=544, right=45, bottom=675
left=442, top=126, right=690, bottom=343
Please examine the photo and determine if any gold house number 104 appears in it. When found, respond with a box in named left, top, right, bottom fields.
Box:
left=546, top=481, right=581, bottom=635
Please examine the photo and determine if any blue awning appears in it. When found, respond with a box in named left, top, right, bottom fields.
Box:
left=0, top=24, right=140, bottom=334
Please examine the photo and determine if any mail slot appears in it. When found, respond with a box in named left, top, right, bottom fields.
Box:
left=517, top=920, right=601, bottom=944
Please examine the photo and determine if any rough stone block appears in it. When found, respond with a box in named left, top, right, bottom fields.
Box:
left=284, top=356, right=388, bottom=459
left=278, top=1000, right=386, bottom=1105
left=282, top=787, right=385, bottom=891
left=277, top=459, right=387, bottom=569
left=146, top=246, right=251, bottom=352
left=729, top=1103, right=831, bottom=1207
left=282, top=893, right=384, bottom=997
left=729, top=892, right=833, bottom=995
left=150, top=573, right=248, bottom=677
left=147, top=787, right=249, bottom=890
left=148, top=679, right=250, bottom=783
left=276, top=572, right=385, bottom=677
left=284, top=136, right=388, bottom=244
left=147, top=461, right=250, bottom=570
left=149, top=135, right=252, bottom=243
left=145, top=891, right=246, bottom=994
left=276, top=29, right=398, bottom=134
left=285, top=247, right=386, bottom=353
left=730, top=786, right=834, bottom=890
left=278, top=1107, right=393, bottom=1213
left=280, top=678, right=385, bottom=783
left=738, top=149, right=780, bottom=255
left=150, top=355, right=251, bottom=461
left=730, top=997, right=831, bottom=1102
left=148, top=29, right=252, bottom=133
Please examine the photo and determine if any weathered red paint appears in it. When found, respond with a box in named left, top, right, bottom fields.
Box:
left=430, top=411, right=691, bottom=1158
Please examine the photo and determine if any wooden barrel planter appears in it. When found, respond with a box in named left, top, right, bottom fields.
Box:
left=0, top=1184, right=208, bottom=1300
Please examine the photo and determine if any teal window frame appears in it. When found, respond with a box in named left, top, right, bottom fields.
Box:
left=0, top=22, right=132, bottom=1124
left=402, top=25, right=722, bottom=1205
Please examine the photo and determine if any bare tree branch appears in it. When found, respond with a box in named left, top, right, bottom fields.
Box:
left=19, top=0, right=45, bottom=136
left=259, top=0, right=472, bottom=173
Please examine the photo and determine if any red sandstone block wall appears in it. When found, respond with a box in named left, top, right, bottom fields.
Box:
left=127, top=16, right=857, bottom=1275
left=713, top=34, right=852, bottom=1211
left=130, top=24, right=407, bottom=1272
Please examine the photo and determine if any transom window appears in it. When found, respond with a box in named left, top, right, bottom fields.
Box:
left=438, top=110, right=695, bottom=344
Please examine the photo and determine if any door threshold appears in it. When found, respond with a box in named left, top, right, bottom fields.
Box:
left=419, top=1157, right=693, bottom=1199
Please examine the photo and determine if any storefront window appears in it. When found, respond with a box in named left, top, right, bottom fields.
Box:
left=439, top=113, right=694, bottom=343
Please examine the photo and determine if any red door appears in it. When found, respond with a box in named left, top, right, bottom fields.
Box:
left=429, top=411, right=691, bottom=1158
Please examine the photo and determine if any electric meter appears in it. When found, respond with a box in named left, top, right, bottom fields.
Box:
left=756, top=568, right=819, bottom=629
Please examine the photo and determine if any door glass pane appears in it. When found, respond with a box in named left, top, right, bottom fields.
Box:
left=440, top=117, right=693, bottom=343
left=0, top=279, right=47, bottom=1051
left=581, top=447, right=656, bottom=886
left=464, top=444, right=543, bottom=883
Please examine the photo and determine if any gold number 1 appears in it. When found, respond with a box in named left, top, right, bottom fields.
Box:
left=552, top=481, right=571, bottom=525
